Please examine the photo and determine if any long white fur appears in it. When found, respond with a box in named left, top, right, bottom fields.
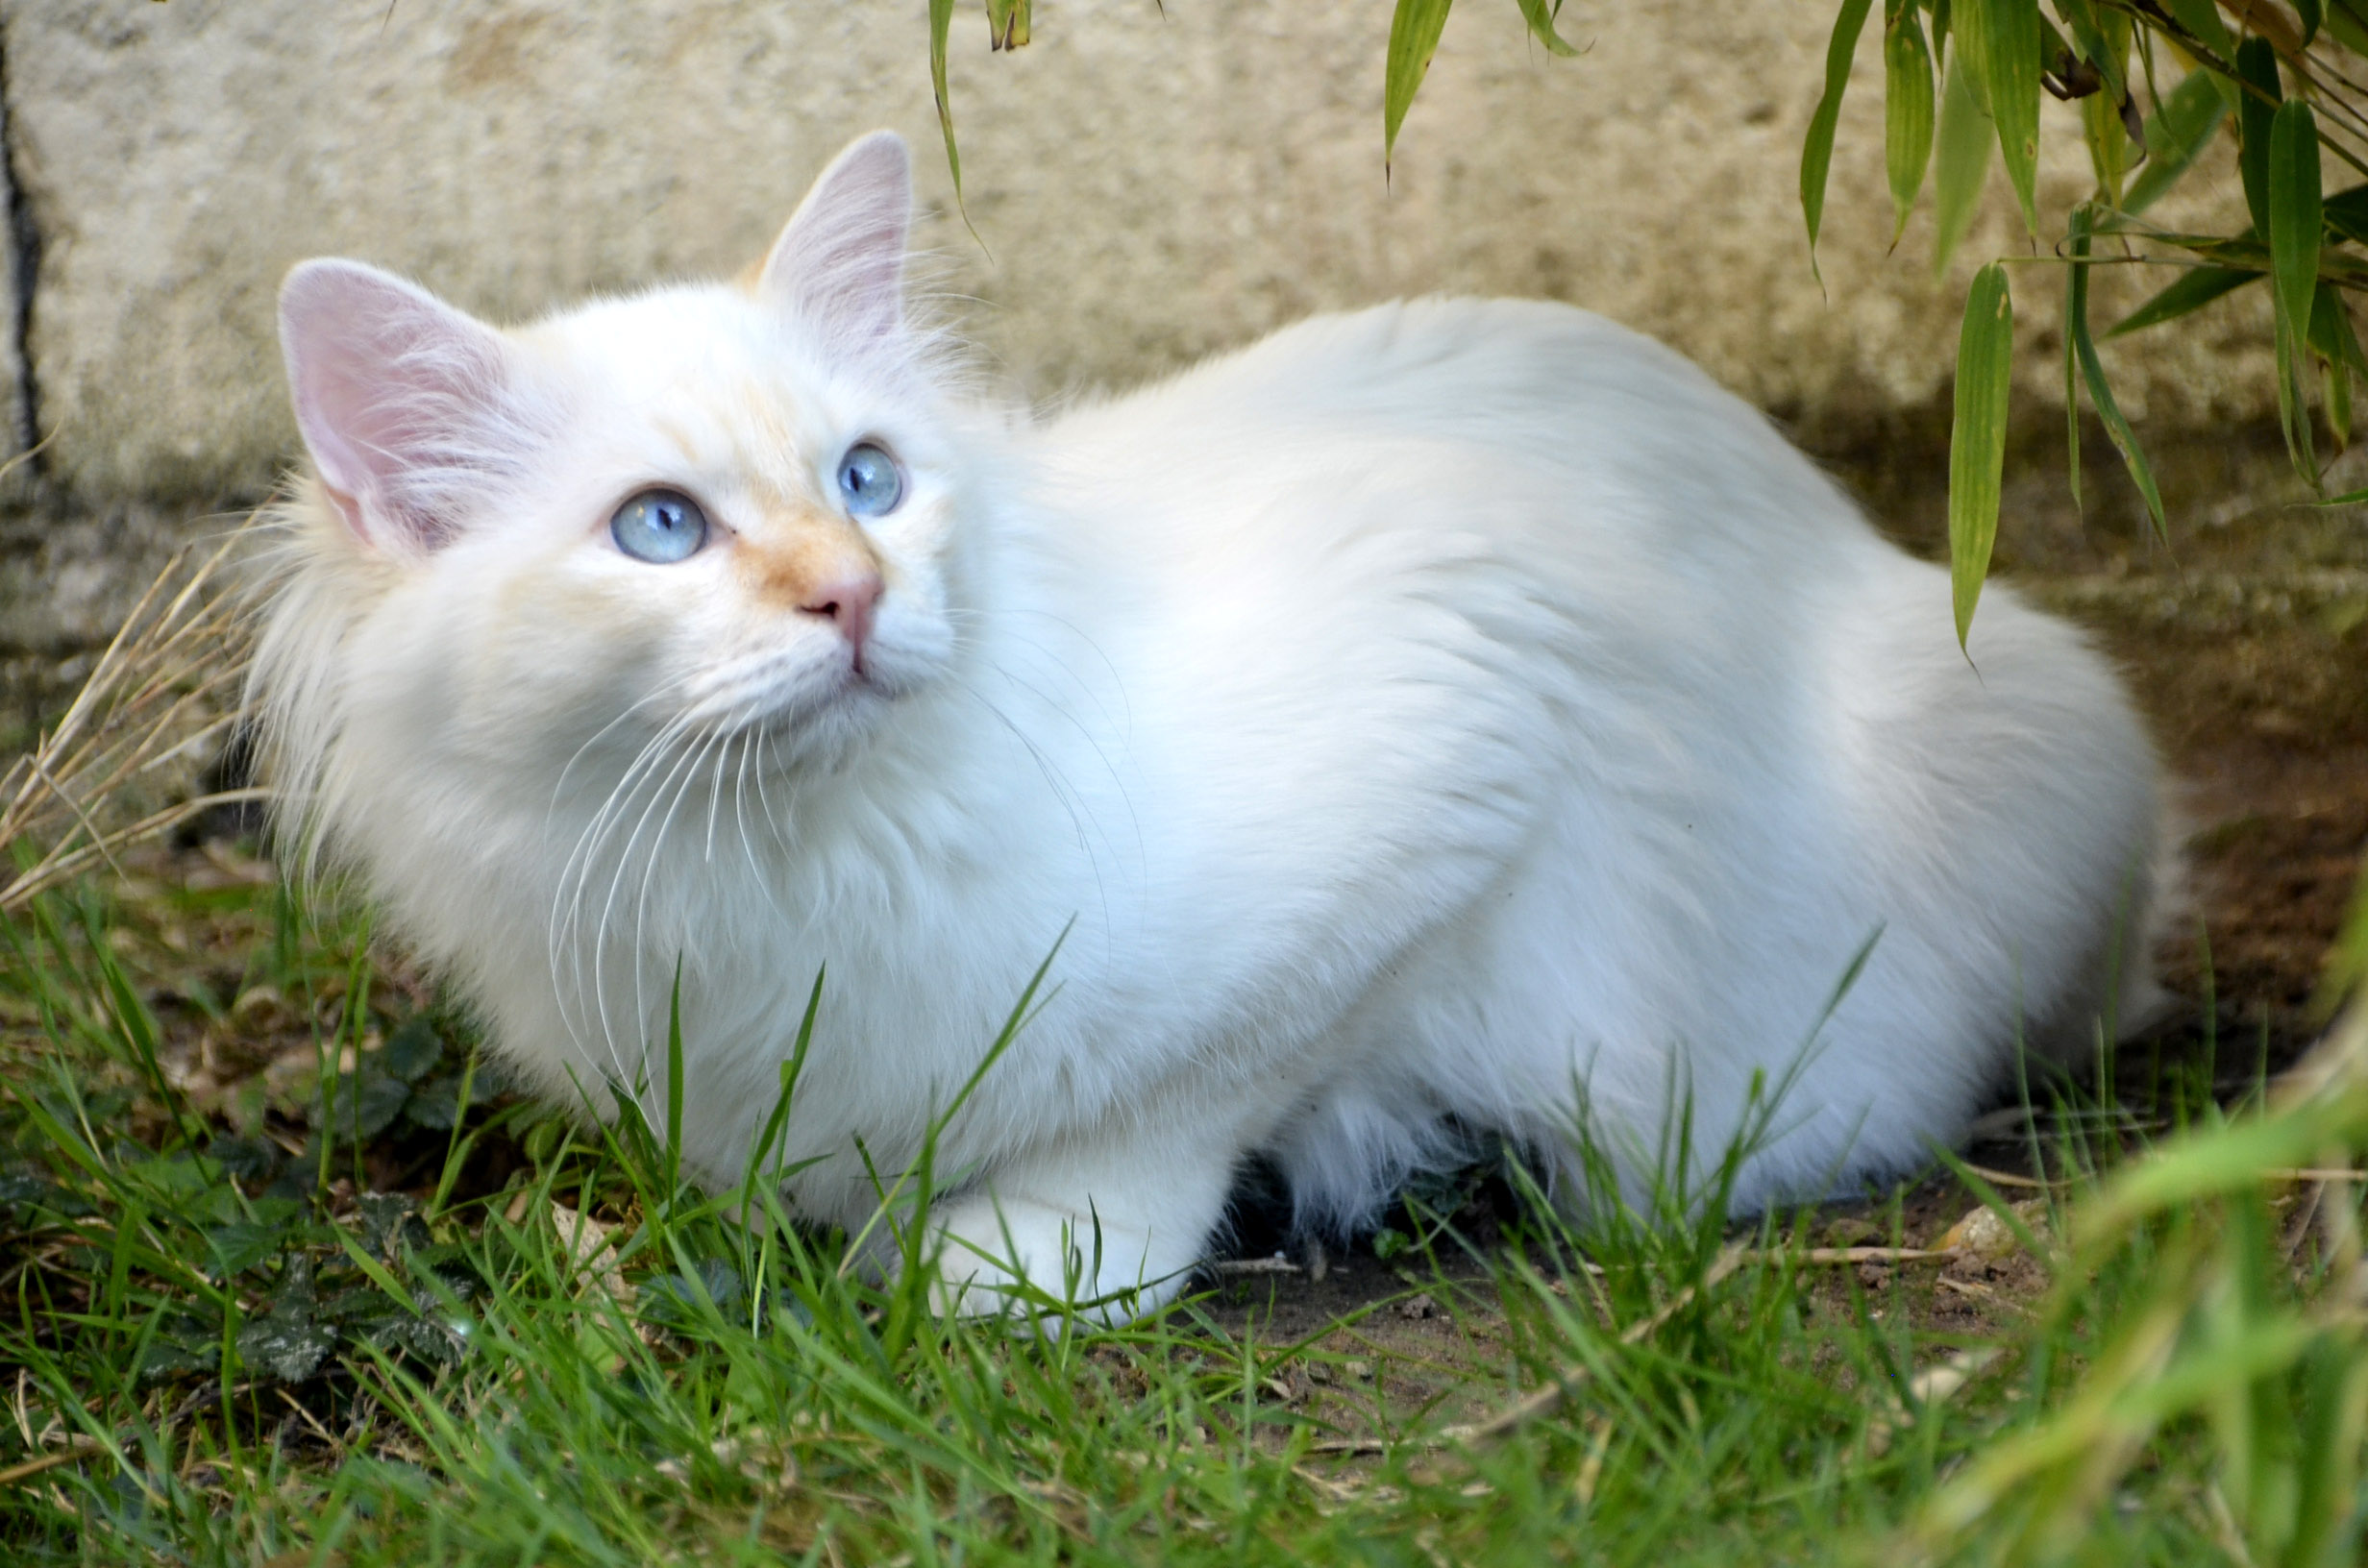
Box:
left=252, top=132, right=2160, bottom=1313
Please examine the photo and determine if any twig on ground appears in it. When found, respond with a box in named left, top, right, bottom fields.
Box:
left=1209, top=1257, right=1303, bottom=1277
left=0, top=1434, right=103, bottom=1488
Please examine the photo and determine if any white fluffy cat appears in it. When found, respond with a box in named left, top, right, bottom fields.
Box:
left=252, top=131, right=2159, bottom=1314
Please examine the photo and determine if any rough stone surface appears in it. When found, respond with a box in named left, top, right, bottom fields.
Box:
left=1, top=0, right=2262, bottom=505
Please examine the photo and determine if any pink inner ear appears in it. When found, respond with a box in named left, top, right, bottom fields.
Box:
left=760, top=132, right=913, bottom=348
left=279, top=259, right=522, bottom=552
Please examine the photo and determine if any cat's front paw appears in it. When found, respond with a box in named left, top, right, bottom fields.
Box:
left=925, top=1194, right=1194, bottom=1324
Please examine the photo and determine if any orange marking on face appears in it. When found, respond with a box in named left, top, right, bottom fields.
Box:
left=733, top=505, right=884, bottom=613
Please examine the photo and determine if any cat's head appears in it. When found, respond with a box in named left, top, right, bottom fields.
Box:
left=269, top=132, right=967, bottom=792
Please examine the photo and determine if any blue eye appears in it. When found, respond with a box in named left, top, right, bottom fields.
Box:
left=610, top=489, right=709, bottom=564
left=836, top=442, right=903, bottom=519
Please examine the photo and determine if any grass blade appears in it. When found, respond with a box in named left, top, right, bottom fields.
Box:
left=2066, top=205, right=2169, bottom=542
left=1383, top=0, right=1455, bottom=177
left=1949, top=262, right=2013, bottom=649
left=1933, top=52, right=1992, bottom=276
left=666, top=955, right=685, bottom=1199
left=2124, top=69, right=2228, bottom=215
left=1886, top=0, right=1937, bottom=244
left=1802, top=0, right=1877, bottom=274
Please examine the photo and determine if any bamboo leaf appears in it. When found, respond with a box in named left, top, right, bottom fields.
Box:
left=2309, top=281, right=2368, bottom=380
left=2235, top=37, right=2283, bottom=237
left=2325, top=183, right=2368, bottom=246
left=2066, top=205, right=2168, bottom=542
left=2106, top=265, right=2261, bottom=338
left=984, top=0, right=1030, bottom=49
left=2296, top=0, right=2325, bottom=46
left=1802, top=0, right=1878, bottom=271
left=2081, top=86, right=2129, bottom=206
left=1511, top=0, right=1580, bottom=57
left=2159, top=0, right=2238, bottom=75
left=1949, top=263, right=2013, bottom=649
left=2064, top=238, right=2082, bottom=515
left=1970, top=0, right=2041, bottom=233
left=1933, top=53, right=1992, bottom=276
left=2329, top=0, right=2368, bottom=54
left=2270, top=97, right=2323, bottom=481
left=1886, top=1, right=1937, bottom=243
left=1954, top=0, right=1992, bottom=111
left=1384, top=0, right=1456, bottom=175
left=2123, top=70, right=2229, bottom=215
left=928, top=0, right=962, bottom=198
left=2073, top=0, right=2132, bottom=201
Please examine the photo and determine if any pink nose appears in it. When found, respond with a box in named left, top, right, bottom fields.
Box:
left=802, top=570, right=883, bottom=664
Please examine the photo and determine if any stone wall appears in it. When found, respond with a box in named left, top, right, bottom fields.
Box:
left=0, top=0, right=2276, bottom=685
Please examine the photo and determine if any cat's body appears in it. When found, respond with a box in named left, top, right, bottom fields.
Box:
left=255, top=133, right=2158, bottom=1312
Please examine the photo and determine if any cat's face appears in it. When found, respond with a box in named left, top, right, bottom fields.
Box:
left=276, top=133, right=960, bottom=783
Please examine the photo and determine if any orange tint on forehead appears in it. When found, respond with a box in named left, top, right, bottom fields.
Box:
left=684, top=374, right=822, bottom=503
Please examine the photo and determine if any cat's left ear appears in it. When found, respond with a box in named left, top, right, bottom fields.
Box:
left=757, top=132, right=911, bottom=346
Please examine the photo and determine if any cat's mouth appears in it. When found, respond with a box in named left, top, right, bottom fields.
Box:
left=683, top=644, right=904, bottom=741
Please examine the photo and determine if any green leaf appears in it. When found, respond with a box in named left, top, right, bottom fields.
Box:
left=2235, top=36, right=2283, bottom=237
left=2066, top=205, right=2168, bottom=542
left=1885, top=1, right=1936, bottom=243
left=1965, top=0, right=2040, bottom=232
left=1511, top=0, right=1580, bottom=57
left=2106, top=264, right=2261, bottom=338
left=2296, top=0, right=2325, bottom=46
left=1801, top=0, right=1876, bottom=270
left=2123, top=70, right=2229, bottom=215
left=2309, top=280, right=2368, bottom=380
left=2325, top=183, right=2368, bottom=246
left=2270, top=97, right=2323, bottom=481
left=2159, top=0, right=2239, bottom=76
left=929, top=0, right=962, bottom=199
left=1949, top=263, right=2013, bottom=649
left=380, top=1015, right=444, bottom=1085
left=2329, top=0, right=2368, bottom=54
left=1933, top=53, right=1991, bottom=276
left=1383, top=0, right=1456, bottom=175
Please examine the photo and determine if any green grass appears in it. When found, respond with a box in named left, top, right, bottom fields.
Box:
left=3, top=861, right=2365, bottom=1566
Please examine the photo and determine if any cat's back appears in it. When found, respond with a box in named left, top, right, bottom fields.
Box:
left=1030, top=297, right=1874, bottom=580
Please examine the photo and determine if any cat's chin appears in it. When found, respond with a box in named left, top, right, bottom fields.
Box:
left=733, top=666, right=914, bottom=773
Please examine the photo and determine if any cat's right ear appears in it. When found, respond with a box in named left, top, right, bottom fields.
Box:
left=757, top=132, right=912, bottom=349
left=278, top=259, right=528, bottom=554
